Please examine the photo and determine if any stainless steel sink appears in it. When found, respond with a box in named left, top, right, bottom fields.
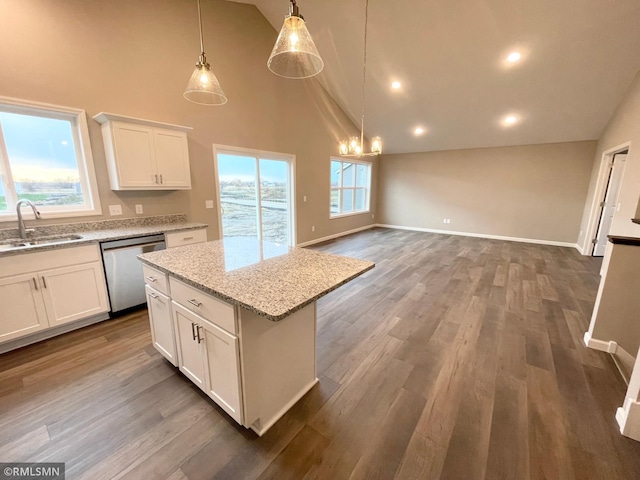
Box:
left=0, top=234, right=83, bottom=251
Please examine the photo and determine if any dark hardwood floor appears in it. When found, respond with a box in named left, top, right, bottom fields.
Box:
left=2, top=228, right=640, bottom=479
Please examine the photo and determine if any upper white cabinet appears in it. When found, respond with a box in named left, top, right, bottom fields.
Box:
left=93, top=112, right=193, bottom=191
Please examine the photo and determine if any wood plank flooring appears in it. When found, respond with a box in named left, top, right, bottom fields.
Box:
left=2, top=228, right=640, bottom=479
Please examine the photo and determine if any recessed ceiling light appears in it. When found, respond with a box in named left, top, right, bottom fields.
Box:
left=414, top=127, right=425, bottom=135
left=391, top=81, right=401, bottom=90
left=507, top=52, right=521, bottom=63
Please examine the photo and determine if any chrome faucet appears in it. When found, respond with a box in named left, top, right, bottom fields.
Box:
left=16, top=199, right=41, bottom=238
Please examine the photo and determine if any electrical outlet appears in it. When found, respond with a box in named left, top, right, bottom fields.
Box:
left=135, top=204, right=143, bottom=214
left=109, top=205, right=122, bottom=216
left=372, top=214, right=375, bottom=219
left=303, top=195, right=307, bottom=202
left=443, top=218, right=451, bottom=224
left=205, top=200, right=214, bottom=209
left=312, top=226, right=315, bottom=232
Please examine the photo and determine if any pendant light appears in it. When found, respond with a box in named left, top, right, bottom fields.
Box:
left=267, top=0, right=324, bottom=79
left=184, top=0, right=227, bottom=105
left=338, top=0, right=381, bottom=157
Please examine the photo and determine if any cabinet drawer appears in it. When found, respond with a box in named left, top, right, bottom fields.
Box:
left=165, top=229, right=207, bottom=248
left=170, top=278, right=236, bottom=334
left=142, top=264, right=169, bottom=296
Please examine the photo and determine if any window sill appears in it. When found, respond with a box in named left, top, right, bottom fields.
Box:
left=330, top=210, right=371, bottom=220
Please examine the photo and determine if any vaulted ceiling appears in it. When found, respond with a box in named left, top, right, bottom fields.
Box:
left=231, top=0, right=640, bottom=155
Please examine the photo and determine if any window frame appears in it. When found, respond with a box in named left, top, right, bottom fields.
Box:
left=330, top=157, right=372, bottom=219
left=0, top=96, right=102, bottom=221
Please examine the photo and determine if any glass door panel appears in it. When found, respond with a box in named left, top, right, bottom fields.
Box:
left=217, top=154, right=258, bottom=240
left=259, top=159, right=289, bottom=245
left=216, top=150, right=293, bottom=245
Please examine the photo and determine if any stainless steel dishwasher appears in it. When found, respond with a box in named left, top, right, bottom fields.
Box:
left=101, top=234, right=166, bottom=314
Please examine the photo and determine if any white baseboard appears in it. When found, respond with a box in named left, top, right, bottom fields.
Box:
left=297, top=224, right=375, bottom=247
left=376, top=223, right=580, bottom=250
left=617, top=398, right=640, bottom=441
left=583, top=331, right=619, bottom=353
left=0, top=312, right=110, bottom=354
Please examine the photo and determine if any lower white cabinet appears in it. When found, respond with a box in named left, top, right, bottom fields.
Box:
left=0, top=245, right=110, bottom=345
left=0, top=273, right=48, bottom=342
left=173, top=302, right=207, bottom=390
left=40, top=262, right=109, bottom=327
left=145, top=285, right=177, bottom=366
left=172, top=301, right=243, bottom=423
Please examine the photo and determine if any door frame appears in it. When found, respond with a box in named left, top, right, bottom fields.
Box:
left=582, top=141, right=631, bottom=255
left=212, top=144, right=297, bottom=246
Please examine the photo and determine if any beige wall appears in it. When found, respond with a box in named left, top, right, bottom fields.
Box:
left=578, top=71, right=640, bottom=249
left=377, top=141, right=596, bottom=244
left=584, top=72, right=640, bottom=371
left=0, top=0, right=376, bottom=243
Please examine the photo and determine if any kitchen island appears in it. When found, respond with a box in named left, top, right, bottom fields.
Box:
left=138, top=238, right=374, bottom=435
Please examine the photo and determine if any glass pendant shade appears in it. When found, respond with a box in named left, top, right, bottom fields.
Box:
left=184, top=59, right=227, bottom=105
left=371, top=136, right=382, bottom=154
left=268, top=16, right=324, bottom=79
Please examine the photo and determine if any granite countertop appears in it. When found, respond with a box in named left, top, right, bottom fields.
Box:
left=0, top=214, right=207, bottom=257
left=138, top=237, right=375, bottom=322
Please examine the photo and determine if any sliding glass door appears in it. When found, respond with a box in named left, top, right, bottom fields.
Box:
left=214, top=147, right=294, bottom=246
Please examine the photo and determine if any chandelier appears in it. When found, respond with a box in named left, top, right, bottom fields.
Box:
left=338, top=0, right=381, bottom=157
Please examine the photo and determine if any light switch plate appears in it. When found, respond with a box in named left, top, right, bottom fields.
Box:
left=135, top=204, right=143, bottom=214
left=205, top=200, right=214, bottom=209
left=109, top=205, right=123, bottom=216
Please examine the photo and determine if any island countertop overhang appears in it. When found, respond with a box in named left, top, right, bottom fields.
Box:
left=138, top=239, right=375, bottom=321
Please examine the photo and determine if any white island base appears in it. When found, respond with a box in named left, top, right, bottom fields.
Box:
left=139, top=239, right=373, bottom=436
left=239, top=303, right=318, bottom=435
left=154, top=273, right=319, bottom=436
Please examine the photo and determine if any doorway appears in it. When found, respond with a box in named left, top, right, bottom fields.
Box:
left=592, top=151, right=628, bottom=256
left=213, top=145, right=295, bottom=246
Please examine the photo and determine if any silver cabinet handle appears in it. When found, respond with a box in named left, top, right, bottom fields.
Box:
left=159, top=174, right=163, bottom=184
left=183, top=236, right=194, bottom=241
left=41, top=277, right=47, bottom=289
left=32, top=277, right=38, bottom=291
left=191, top=322, right=197, bottom=341
left=197, top=325, right=203, bottom=344
left=145, top=276, right=157, bottom=283
left=149, top=292, right=158, bottom=299
left=187, top=299, right=202, bottom=308
left=153, top=174, right=157, bottom=184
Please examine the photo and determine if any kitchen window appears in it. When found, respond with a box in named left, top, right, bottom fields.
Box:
left=0, top=97, right=101, bottom=221
left=330, top=158, right=371, bottom=217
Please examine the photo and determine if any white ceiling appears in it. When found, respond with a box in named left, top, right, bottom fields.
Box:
left=231, top=0, right=640, bottom=154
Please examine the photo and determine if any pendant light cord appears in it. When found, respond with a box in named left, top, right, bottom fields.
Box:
left=197, top=0, right=205, bottom=55
left=360, top=0, right=369, bottom=149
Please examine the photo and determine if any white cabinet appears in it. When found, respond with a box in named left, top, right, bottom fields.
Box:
left=165, top=229, right=208, bottom=249
left=93, top=112, right=192, bottom=191
left=40, top=262, right=110, bottom=327
left=170, top=285, right=243, bottom=424
left=0, top=245, right=110, bottom=346
left=201, top=318, right=243, bottom=423
left=145, top=285, right=177, bottom=366
left=173, top=302, right=207, bottom=390
left=0, top=273, right=48, bottom=342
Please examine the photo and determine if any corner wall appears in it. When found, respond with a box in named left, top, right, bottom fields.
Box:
left=0, top=0, right=375, bottom=243
left=377, top=141, right=596, bottom=245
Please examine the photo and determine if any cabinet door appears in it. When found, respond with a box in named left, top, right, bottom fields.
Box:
left=153, top=129, right=191, bottom=189
left=145, top=286, right=177, bottom=366
left=201, top=319, right=243, bottom=423
left=172, top=302, right=206, bottom=390
left=40, top=261, right=110, bottom=327
left=0, top=274, right=48, bottom=342
left=112, top=123, right=157, bottom=188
